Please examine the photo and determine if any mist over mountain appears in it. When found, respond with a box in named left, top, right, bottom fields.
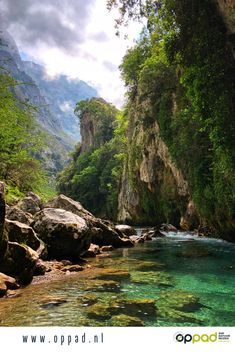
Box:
left=22, top=61, right=99, bottom=142
left=0, top=28, right=99, bottom=176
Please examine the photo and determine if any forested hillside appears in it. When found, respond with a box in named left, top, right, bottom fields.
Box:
left=58, top=98, right=127, bottom=219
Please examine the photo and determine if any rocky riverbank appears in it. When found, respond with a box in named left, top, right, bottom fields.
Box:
left=0, top=182, right=170, bottom=298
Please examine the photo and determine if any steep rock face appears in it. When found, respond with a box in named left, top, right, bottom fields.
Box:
left=215, top=0, right=235, bottom=58
left=118, top=97, right=196, bottom=227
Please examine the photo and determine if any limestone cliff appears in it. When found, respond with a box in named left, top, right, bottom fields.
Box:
left=215, top=0, right=235, bottom=58
left=118, top=96, right=197, bottom=228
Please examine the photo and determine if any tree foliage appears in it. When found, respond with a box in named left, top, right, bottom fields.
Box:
left=0, top=72, right=45, bottom=194
left=57, top=99, right=128, bottom=219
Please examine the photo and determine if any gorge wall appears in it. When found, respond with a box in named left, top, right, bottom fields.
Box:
left=117, top=0, right=235, bottom=241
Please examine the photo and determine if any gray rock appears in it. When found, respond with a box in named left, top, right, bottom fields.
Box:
left=82, top=243, right=100, bottom=258
left=115, top=224, right=137, bottom=237
left=45, top=194, right=93, bottom=219
left=160, top=223, right=178, bottom=232
left=5, top=219, right=41, bottom=251
left=18, top=194, right=42, bottom=215
left=45, top=194, right=134, bottom=250
left=6, top=206, right=34, bottom=225
left=2, top=242, right=39, bottom=284
left=0, top=272, right=19, bottom=297
left=33, top=208, right=91, bottom=260
left=90, top=224, right=134, bottom=248
left=100, top=245, right=114, bottom=252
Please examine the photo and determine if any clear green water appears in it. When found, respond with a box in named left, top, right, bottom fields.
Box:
left=0, top=231, right=234, bottom=326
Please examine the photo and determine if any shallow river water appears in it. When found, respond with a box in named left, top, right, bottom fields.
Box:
left=0, top=231, right=234, bottom=326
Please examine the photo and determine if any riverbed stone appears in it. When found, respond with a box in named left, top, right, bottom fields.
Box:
left=131, top=271, right=173, bottom=287
left=84, top=279, right=120, bottom=292
left=110, top=298, right=157, bottom=318
left=0, top=272, right=19, bottom=297
left=92, top=268, right=130, bottom=281
left=157, top=290, right=203, bottom=312
left=156, top=306, right=203, bottom=324
left=177, top=246, right=211, bottom=258
left=77, top=293, right=99, bottom=306
left=142, top=228, right=165, bottom=238
left=100, top=245, right=114, bottom=252
left=115, top=225, right=137, bottom=237
left=61, top=265, right=84, bottom=272
left=33, top=208, right=91, bottom=260
left=160, top=223, right=178, bottom=232
left=110, top=314, right=144, bottom=327
left=133, top=261, right=165, bottom=271
left=82, top=244, right=100, bottom=258
left=87, top=303, right=112, bottom=320
left=39, top=296, right=67, bottom=309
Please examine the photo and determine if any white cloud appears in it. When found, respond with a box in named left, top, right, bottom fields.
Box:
left=1, top=0, right=142, bottom=108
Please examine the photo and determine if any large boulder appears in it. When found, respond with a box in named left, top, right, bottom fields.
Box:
left=33, top=208, right=91, bottom=260
left=2, top=242, right=39, bottom=284
left=17, top=192, right=42, bottom=215
left=5, top=219, right=41, bottom=251
left=6, top=206, right=34, bottom=225
left=90, top=224, right=134, bottom=248
left=45, top=194, right=134, bottom=249
left=45, top=194, right=93, bottom=219
left=0, top=182, right=8, bottom=261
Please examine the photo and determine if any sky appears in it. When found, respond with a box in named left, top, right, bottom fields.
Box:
left=0, top=0, right=142, bottom=108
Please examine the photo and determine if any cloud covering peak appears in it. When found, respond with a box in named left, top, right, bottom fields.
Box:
left=0, top=0, right=96, bottom=52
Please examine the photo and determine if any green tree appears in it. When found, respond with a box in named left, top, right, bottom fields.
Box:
left=0, top=72, right=45, bottom=193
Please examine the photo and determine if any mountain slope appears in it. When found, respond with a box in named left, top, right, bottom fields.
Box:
left=22, top=61, right=98, bottom=142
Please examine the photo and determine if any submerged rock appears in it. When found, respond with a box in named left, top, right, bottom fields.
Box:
left=84, top=279, right=120, bottom=292
left=33, top=208, right=91, bottom=260
left=39, top=296, right=67, bottom=309
left=131, top=271, right=173, bottom=287
left=133, top=261, right=165, bottom=271
left=87, top=303, right=112, bottom=320
left=156, top=306, right=203, bottom=324
left=61, top=265, right=84, bottom=272
left=77, top=293, right=99, bottom=306
left=157, top=290, right=203, bottom=312
left=92, top=268, right=130, bottom=281
left=110, top=314, right=144, bottom=327
left=177, top=246, right=211, bottom=258
left=110, top=298, right=157, bottom=318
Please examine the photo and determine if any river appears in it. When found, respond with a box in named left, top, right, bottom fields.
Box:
left=0, top=231, right=234, bottom=326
